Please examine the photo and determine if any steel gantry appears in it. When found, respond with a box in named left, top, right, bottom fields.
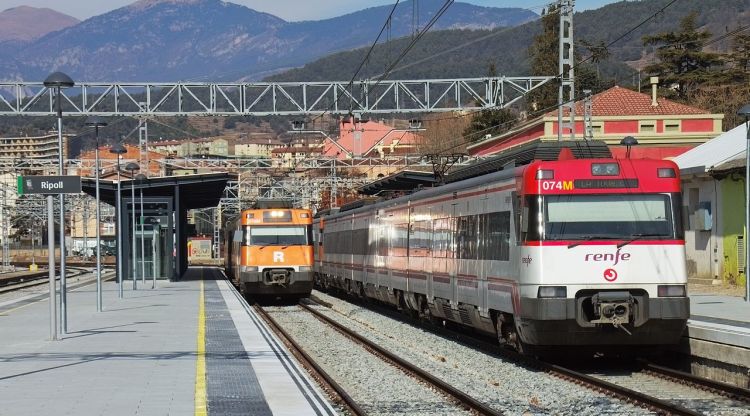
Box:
left=0, top=77, right=554, bottom=116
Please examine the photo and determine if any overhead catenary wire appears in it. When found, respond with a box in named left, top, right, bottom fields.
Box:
left=310, top=0, right=402, bottom=124
left=405, top=0, right=685, bottom=143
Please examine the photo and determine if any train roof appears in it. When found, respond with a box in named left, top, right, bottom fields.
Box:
left=358, top=170, right=437, bottom=196
left=252, top=199, right=294, bottom=209
left=446, top=139, right=611, bottom=183
left=358, top=140, right=612, bottom=197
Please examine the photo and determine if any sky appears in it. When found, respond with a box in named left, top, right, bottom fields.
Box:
left=0, top=0, right=620, bottom=21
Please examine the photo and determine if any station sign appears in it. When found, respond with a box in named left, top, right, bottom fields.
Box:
left=17, top=175, right=82, bottom=195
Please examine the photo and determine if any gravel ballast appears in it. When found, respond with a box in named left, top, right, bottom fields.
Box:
left=310, top=290, right=653, bottom=415
left=266, top=306, right=474, bottom=416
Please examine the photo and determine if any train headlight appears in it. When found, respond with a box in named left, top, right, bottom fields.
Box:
left=657, top=285, right=686, bottom=297
left=591, top=163, right=619, bottom=176
left=240, top=266, right=258, bottom=273
left=537, top=286, right=567, bottom=298
left=657, top=168, right=676, bottom=178
left=536, top=169, right=554, bottom=179
left=298, top=266, right=312, bottom=272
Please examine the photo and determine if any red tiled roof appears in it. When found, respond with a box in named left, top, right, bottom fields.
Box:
left=547, top=86, right=710, bottom=117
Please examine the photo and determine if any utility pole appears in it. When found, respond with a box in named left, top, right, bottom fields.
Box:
left=557, top=0, right=575, bottom=141
left=583, top=89, right=593, bottom=140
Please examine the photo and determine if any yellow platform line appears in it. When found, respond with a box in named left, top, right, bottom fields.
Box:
left=195, top=278, right=207, bottom=416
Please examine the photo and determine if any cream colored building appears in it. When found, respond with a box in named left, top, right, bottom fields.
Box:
left=0, top=132, right=69, bottom=160
left=234, top=137, right=283, bottom=158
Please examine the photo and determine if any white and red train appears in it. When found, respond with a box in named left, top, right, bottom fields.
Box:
left=313, top=152, right=689, bottom=352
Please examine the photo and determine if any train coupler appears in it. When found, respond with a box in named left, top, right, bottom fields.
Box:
left=264, top=269, right=290, bottom=286
left=590, top=291, right=634, bottom=335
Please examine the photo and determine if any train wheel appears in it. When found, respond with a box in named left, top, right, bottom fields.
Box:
left=495, top=313, right=525, bottom=354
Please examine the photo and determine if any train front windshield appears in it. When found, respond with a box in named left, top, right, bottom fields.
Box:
left=526, top=193, right=683, bottom=241
left=244, top=225, right=313, bottom=246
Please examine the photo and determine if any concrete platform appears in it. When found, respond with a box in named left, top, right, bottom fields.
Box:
left=0, top=266, right=336, bottom=415
left=676, top=294, right=750, bottom=387
left=688, top=294, right=750, bottom=349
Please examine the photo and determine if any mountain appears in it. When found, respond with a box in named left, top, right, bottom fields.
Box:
left=0, top=0, right=537, bottom=82
left=0, top=6, right=79, bottom=42
left=267, top=0, right=750, bottom=83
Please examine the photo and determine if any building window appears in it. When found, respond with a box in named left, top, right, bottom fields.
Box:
left=664, top=120, right=681, bottom=132
left=102, top=223, right=115, bottom=235
left=591, top=122, right=603, bottom=135
left=640, top=121, right=656, bottom=133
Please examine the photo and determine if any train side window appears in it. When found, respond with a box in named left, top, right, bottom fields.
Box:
left=488, top=212, right=511, bottom=261
left=233, top=230, right=242, bottom=243
left=393, top=223, right=409, bottom=257
left=432, top=218, right=450, bottom=258
left=409, top=221, right=431, bottom=257
left=377, top=225, right=388, bottom=256
left=512, top=192, right=521, bottom=243
left=353, top=228, right=368, bottom=255
left=457, top=215, right=478, bottom=260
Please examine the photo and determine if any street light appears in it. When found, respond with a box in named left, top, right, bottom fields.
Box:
left=739, top=103, right=750, bottom=303
left=134, top=173, right=147, bottom=288
left=109, top=143, right=127, bottom=298
left=125, top=162, right=140, bottom=290
left=85, top=116, right=107, bottom=311
left=44, top=71, right=74, bottom=334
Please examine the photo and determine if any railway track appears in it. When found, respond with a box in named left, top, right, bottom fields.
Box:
left=311, top=290, right=750, bottom=416
left=256, top=302, right=503, bottom=416
left=571, top=361, right=750, bottom=415
left=254, top=304, right=367, bottom=416
left=0, top=267, right=90, bottom=294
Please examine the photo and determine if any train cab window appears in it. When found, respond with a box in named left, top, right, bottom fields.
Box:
left=528, top=193, right=682, bottom=241
left=245, top=225, right=311, bottom=246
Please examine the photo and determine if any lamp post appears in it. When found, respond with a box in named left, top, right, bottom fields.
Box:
left=109, top=143, right=127, bottom=298
left=29, top=228, right=35, bottom=266
left=739, top=103, right=750, bottom=303
left=85, top=116, right=107, bottom=311
left=135, top=173, right=147, bottom=287
left=44, top=71, right=74, bottom=334
left=125, top=162, right=140, bottom=290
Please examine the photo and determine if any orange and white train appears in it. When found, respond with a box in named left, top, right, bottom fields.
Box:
left=225, top=203, right=314, bottom=299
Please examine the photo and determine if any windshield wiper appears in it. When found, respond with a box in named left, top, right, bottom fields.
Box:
left=567, top=235, right=617, bottom=249
left=617, top=233, right=666, bottom=248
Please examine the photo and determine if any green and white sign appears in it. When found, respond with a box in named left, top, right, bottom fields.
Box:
left=17, top=176, right=82, bottom=195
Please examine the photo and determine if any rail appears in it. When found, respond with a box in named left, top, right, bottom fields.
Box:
left=299, top=301, right=503, bottom=416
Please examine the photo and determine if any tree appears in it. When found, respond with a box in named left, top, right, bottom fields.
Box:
left=460, top=62, right=518, bottom=143
left=462, top=108, right=517, bottom=142
left=642, top=12, right=723, bottom=99
left=417, top=112, right=472, bottom=155
left=527, top=6, right=606, bottom=113
left=725, top=32, right=750, bottom=82
left=527, top=5, right=560, bottom=111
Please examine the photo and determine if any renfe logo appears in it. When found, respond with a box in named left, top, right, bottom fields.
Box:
left=584, top=248, right=631, bottom=266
